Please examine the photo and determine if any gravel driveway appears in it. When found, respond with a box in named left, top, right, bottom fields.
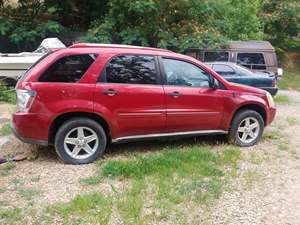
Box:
left=1, top=91, right=300, bottom=224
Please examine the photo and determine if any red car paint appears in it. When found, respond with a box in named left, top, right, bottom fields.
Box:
left=12, top=44, right=276, bottom=145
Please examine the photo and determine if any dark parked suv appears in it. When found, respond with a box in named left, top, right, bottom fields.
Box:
left=13, top=44, right=276, bottom=164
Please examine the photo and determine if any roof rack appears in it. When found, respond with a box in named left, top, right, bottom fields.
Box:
left=69, top=43, right=172, bottom=52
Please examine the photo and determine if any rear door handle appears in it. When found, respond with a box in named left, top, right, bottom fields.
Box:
left=102, top=89, right=118, bottom=96
left=167, top=91, right=182, bottom=97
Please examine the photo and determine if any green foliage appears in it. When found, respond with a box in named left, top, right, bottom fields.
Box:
left=0, top=0, right=63, bottom=51
left=0, top=123, right=11, bottom=136
left=274, top=95, right=290, bottom=104
left=261, top=0, right=300, bottom=50
left=0, top=84, right=16, bottom=104
left=48, top=192, right=112, bottom=225
left=1, top=0, right=299, bottom=51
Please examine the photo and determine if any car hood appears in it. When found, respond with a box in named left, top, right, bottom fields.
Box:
left=228, top=82, right=267, bottom=95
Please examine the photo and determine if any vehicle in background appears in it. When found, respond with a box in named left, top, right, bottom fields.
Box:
left=0, top=38, right=65, bottom=86
left=12, top=43, right=276, bottom=164
left=206, top=62, right=278, bottom=96
left=185, top=41, right=283, bottom=77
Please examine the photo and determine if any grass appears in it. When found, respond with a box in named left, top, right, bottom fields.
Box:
left=0, top=208, right=21, bottom=221
left=287, top=116, right=298, bottom=126
left=278, top=66, right=300, bottom=91
left=18, top=188, right=40, bottom=201
left=0, top=143, right=242, bottom=224
left=48, top=192, right=112, bottom=225
left=78, top=145, right=241, bottom=224
left=0, top=84, right=16, bottom=104
left=0, top=162, right=15, bottom=176
left=242, top=170, right=261, bottom=189
left=274, top=95, right=290, bottom=104
left=0, top=123, right=11, bottom=136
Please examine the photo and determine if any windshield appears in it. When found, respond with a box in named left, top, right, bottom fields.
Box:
left=236, top=64, right=254, bottom=76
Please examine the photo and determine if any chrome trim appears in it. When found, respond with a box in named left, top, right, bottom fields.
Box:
left=112, top=130, right=228, bottom=143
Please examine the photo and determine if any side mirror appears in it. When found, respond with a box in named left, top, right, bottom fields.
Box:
left=210, top=77, right=218, bottom=89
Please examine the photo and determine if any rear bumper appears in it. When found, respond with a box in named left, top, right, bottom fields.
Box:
left=12, top=112, right=49, bottom=146
left=261, top=87, right=278, bottom=96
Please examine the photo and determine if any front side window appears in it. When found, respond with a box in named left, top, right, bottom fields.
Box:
left=204, top=51, right=229, bottom=62
left=213, top=64, right=235, bottom=76
left=39, top=54, right=97, bottom=83
left=162, top=58, right=211, bottom=88
left=237, top=53, right=266, bottom=70
left=103, top=55, right=157, bottom=84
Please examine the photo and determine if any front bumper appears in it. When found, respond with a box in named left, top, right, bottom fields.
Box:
left=266, top=106, right=276, bottom=126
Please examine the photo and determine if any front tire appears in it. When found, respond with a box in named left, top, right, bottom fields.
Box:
left=228, top=110, right=264, bottom=147
left=54, top=118, right=107, bottom=164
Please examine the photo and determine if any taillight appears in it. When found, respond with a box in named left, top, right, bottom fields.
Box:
left=16, top=89, right=36, bottom=112
left=272, top=79, right=277, bottom=87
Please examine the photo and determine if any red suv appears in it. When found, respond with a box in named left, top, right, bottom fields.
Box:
left=12, top=44, right=276, bottom=164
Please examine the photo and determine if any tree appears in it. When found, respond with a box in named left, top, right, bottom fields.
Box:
left=261, top=0, right=300, bottom=49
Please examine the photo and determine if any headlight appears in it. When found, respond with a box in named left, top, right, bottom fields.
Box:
left=16, top=89, right=36, bottom=112
left=266, top=92, right=275, bottom=108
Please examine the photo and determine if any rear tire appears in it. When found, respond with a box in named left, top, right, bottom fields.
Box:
left=54, top=118, right=107, bottom=164
left=228, top=110, right=264, bottom=147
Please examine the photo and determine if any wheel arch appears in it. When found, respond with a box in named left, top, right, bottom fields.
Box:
left=231, top=103, right=267, bottom=127
left=48, top=112, right=111, bottom=144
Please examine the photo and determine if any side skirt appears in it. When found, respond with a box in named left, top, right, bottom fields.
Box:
left=112, top=130, right=228, bottom=143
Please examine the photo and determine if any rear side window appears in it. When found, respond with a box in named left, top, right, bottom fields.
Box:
left=204, top=51, right=229, bottom=62
left=237, top=53, right=266, bottom=70
left=101, top=55, right=158, bottom=85
left=213, top=64, right=235, bottom=76
left=39, top=54, right=98, bottom=83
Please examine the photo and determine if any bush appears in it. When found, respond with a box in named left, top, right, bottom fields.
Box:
left=0, top=84, right=16, bottom=104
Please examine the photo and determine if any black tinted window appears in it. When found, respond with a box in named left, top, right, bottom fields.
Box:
left=163, top=58, right=211, bottom=88
left=39, top=54, right=97, bottom=83
left=204, top=52, right=229, bottom=62
left=103, top=55, right=157, bottom=84
left=237, top=53, right=266, bottom=70
left=213, top=64, right=235, bottom=76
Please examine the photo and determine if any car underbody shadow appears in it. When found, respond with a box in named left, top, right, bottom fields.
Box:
left=106, top=134, right=228, bottom=156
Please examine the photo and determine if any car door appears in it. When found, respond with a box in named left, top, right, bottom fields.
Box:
left=160, top=57, right=225, bottom=132
left=94, top=54, right=166, bottom=138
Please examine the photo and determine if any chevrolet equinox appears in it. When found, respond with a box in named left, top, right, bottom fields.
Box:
left=12, top=44, right=276, bottom=164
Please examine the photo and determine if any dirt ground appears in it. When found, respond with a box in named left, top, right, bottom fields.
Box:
left=1, top=91, right=300, bottom=224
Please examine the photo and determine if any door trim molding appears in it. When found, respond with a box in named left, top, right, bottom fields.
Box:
left=112, top=129, right=228, bottom=143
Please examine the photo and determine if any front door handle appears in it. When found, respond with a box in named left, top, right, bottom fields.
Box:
left=102, top=89, right=118, bottom=96
left=167, top=91, right=182, bottom=97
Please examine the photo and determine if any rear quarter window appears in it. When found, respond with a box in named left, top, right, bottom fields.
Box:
left=39, top=54, right=98, bottom=83
left=237, top=53, right=266, bottom=70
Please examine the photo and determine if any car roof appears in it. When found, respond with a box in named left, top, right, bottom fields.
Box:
left=59, top=43, right=200, bottom=63
left=205, top=62, right=237, bottom=66
left=70, top=43, right=172, bottom=53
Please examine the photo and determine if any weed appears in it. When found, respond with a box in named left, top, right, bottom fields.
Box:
left=0, top=162, right=15, bottom=176
left=0, top=123, right=11, bottom=136
left=0, top=84, right=16, bottom=104
left=243, top=170, right=261, bottom=189
left=48, top=192, right=112, bottom=225
left=278, top=142, right=289, bottom=151
left=18, top=188, right=40, bottom=201
left=287, top=116, right=298, bottom=126
left=263, top=129, right=282, bottom=140
left=274, top=95, right=290, bottom=104
left=0, top=208, right=21, bottom=221
left=117, top=179, right=145, bottom=224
